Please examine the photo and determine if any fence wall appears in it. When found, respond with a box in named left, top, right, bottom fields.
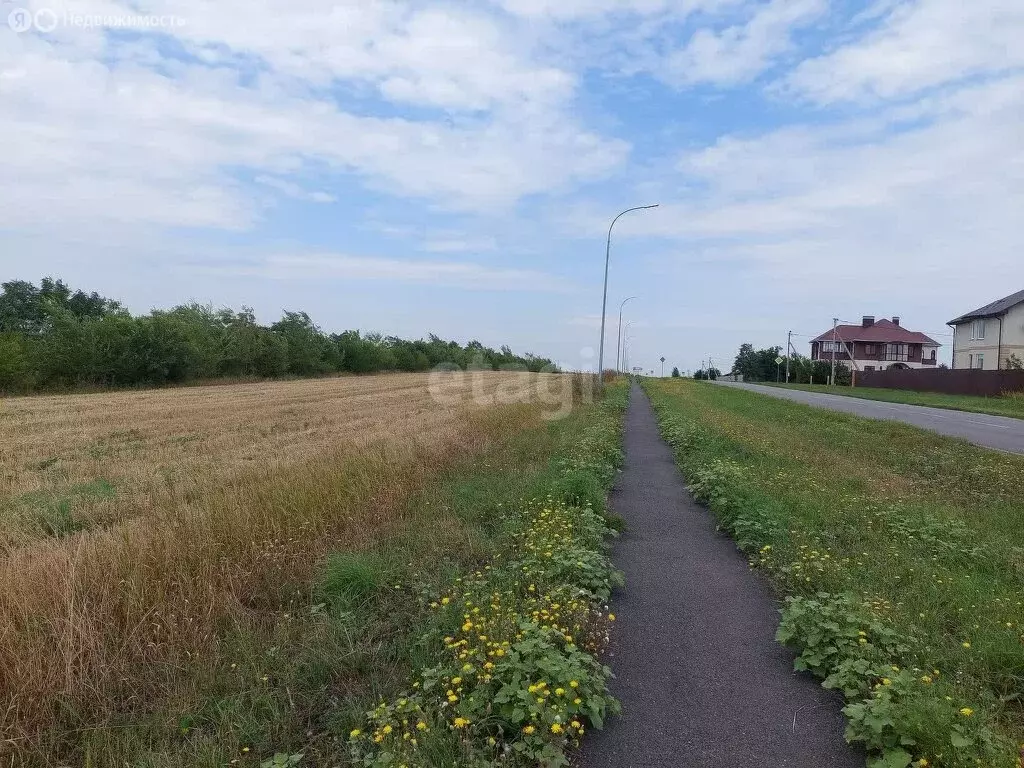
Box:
left=856, top=368, right=1024, bottom=396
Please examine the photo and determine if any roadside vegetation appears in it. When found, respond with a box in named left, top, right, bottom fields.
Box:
left=763, top=383, right=1024, bottom=421
left=1, top=374, right=624, bottom=767
left=348, top=386, right=626, bottom=767
left=645, top=379, right=1024, bottom=768
left=0, top=278, right=555, bottom=394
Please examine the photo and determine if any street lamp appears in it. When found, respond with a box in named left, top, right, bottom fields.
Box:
left=622, top=321, right=635, bottom=374
left=597, top=205, right=659, bottom=386
left=615, top=296, right=637, bottom=373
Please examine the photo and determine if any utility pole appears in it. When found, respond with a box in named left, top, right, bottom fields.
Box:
left=830, top=317, right=838, bottom=386
left=786, top=330, right=792, bottom=383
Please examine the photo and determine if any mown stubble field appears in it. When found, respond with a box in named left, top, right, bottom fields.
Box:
left=0, top=373, right=561, bottom=550
left=0, top=371, right=570, bottom=762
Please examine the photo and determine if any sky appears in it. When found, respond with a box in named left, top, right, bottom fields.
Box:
left=1, top=0, right=1022, bottom=375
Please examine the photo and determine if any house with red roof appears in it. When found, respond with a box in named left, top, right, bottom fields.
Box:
left=810, top=316, right=941, bottom=371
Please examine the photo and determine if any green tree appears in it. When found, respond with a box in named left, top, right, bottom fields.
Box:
left=272, top=311, right=330, bottom=375
left=0, top=277, right=558, bottom=393
left=0, top=333, right=30, bottom=390
left=671, top=366, right=681, bottom=378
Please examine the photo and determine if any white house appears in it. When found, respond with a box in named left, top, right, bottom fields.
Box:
left=948, top=290, right=1024, bottom=370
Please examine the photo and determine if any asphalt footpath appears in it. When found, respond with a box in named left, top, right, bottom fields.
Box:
left=580, top=384, right=862, bottom=768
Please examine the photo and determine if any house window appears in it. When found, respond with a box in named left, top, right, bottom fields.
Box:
left=976, top=353, right=985, bottom=370
left=971, top=319, right=986, bottom=340
left=885, top=343, right=909, bottom=362
left=865, top=366, right=875, bottom=371
left=865, top=344, right=876, bottom=355
left=822, top=341, right=844, bottom=353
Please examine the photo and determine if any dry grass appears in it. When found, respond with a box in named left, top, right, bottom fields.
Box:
left=0, top=371, right=568, bottom=761
left=0, top=373, right=561, bottom=550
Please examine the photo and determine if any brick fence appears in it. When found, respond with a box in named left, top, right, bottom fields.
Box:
left=856, top=368, right=1024, bottom=396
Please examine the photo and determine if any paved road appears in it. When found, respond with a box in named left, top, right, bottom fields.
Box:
left=581, top=385, right=861, bottom=768
left=717, top=382, right=1024, bottom=455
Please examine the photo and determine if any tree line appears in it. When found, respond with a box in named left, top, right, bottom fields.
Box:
left=0, top=278, right=557, bottom=393
left=730, top=342, right=851, bottom=384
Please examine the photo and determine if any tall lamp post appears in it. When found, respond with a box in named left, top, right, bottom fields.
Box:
left=622, top=321, right=635, bottom=374
left=597, top=205, right=659, bottom=386
left=615, top=296, right=637, bottom=373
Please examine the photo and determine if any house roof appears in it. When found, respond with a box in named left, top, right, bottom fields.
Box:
left=948, top=289, right=1024, bottom=325
left=810, top=319, right=940, bottom=346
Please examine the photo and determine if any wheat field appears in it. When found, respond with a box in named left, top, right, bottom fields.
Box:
left=0, top=371, right=565, bottom=759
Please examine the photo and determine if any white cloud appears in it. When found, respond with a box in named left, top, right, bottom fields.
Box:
left=25, top=0, right=576, bottom=112
left=422, top=236, right=499, bottom=253
left=663, top=0, right=826, bottom=86
left=202, top=253, right=570, bottom=291
left=567, top=314, right=604, bottom=328
left=494, top=0, right=674, bottom=20
left=785, top=0, right=1024, bottom=103
left=254, top=176, right=336, bottom=203
left=599, top=74, right=1024, bottom=314
left=0, top=7, right=629, bottom=234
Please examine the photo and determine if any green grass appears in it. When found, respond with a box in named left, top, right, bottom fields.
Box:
left=8, top=478, right=116, bottom=538
left=645, top=379, right=1024, bottom=768
left=763, top=382, right=1024, bottom=420
left=63, top=389, right=626, bottom=768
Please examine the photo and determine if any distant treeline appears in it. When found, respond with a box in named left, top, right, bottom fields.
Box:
left=0, top=278, right=557, bottom=393
left=730, top=343, right=850, bottom=384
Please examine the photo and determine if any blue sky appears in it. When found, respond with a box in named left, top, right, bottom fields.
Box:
left=2, top=0, right=1022, bottom=373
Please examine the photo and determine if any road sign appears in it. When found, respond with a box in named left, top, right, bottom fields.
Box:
left=775, top=356, right=784, bottom=365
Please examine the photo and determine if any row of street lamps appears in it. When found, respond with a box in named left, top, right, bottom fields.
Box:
left=597, top=205, right=659, bottom=385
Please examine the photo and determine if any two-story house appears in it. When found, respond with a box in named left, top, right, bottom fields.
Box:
left=810, top=316, right=941, bottom=371
left=947, top=289, right=1024, bottom=370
